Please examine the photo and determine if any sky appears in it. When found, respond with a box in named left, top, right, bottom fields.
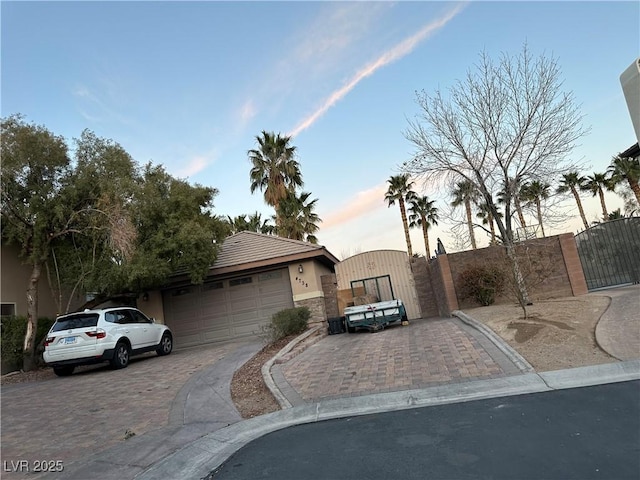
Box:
left=2, top=1, right=639, bottom=259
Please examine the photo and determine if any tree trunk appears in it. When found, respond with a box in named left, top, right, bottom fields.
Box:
left=23, top=262, right=42, bottom=372
left=535, top=199, right=545, bottom=237
left=465, top=200, right=477, bottom=249
left=514, top=197, right=527, bottom=229
left=399, top=199, right=413, bottom=257
left=628, top=179, right=640, bottom=207
left=571, top=187, right=589, bottom=230
left=598, top=188, right=608, bottom=221
left=505, top=244, right=531, bottom=318
left=421, top=217, right=431, bottom=258
left=489, top=214, right=496, bottom=244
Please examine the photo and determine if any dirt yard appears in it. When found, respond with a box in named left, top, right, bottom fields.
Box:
left=462, top=294, right=617, bottom=372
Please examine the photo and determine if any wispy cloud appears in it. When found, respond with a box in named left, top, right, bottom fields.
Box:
left=321, top=183, right=389, bottom=230
left=177, top=155, right=212, bottom=178
left=288, top=3, right=467, bottom=138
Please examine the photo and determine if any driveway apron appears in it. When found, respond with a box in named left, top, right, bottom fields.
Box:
left=276, top=317, right=521, bottom=404
left=0, top=339, right=260, bottom=480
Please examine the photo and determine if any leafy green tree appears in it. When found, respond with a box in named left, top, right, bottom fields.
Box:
left=275, top=191, right=321, bottom=243
left=385, top=174, right=417, bottom=257
left=248, top=131, right=302, bottom=227
left=451, top=180, right=480, bottom=249
left=582, top=172, right=614, bottom=222
left=408, top=195, right=439, bottom=257
left=557, top=172, right=589, bottom=230
left=1, top=115, right=83, bottom=370
left=608, top=155, right=640, bottom=207
left=521, top=181, right=551, bottom=236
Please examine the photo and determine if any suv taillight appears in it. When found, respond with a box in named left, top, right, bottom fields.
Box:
left=44, top=336, right=55, bottom=347
left=86, top=329, right=106, bottom=340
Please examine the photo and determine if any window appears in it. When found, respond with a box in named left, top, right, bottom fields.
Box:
left=1, top=303, right=16, bottom=317
left=52, top=314, right=99, bottom=331
left=203, top=281, right=223, bottom=291
left=171, top=288, right=192, bottom=297
left=229, top=277, right=253, bottom=287
left=259, top=271, right=282, bottom=281
left=105, top=311, right=129, bottom=324
left=128, top=310, right=152, bottom=324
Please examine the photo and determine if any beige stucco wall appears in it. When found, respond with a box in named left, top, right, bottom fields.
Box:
left=288, top=260, right=333, bottom=303
left=1, top=244, right=61, bottom=319
left=335, top=250, right=422, bottom=320
left=137, top=290, right=165, bottom=324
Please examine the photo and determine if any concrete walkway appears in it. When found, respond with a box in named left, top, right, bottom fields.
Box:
left=594, top=284, right=640, bottom=361
left=24, top=285, right=639, bottom=480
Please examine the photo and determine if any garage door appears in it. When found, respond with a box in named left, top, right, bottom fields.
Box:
left=162, top=269, right=294, bottom=348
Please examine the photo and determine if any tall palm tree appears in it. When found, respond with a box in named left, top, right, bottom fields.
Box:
left=275, top=191, right=321, bottom=243
left=451, top=180, right=480, bottom=249
left=557, top=172, right=588, bottom=230
left=521, top=181, right=551, bottom=237
left=385, top=174, right=416, bottom=257
left=248, top=131, right=302, bottom=227
left=408, top=195, right=439, bottom=257
left=476, top=201, right=502, bottom=245
left=607, top=155, right=640, bottom=206
left=227, top=212, right=274, bottom=235
left=582, top=172, right=614, bottom=221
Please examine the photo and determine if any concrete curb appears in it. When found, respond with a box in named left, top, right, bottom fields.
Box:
left=261, top=326, right=322, bottom=409
left=453, top=310, right=534, bottom=373
left=135, top=360, right=640, bottom=480
left=594, top=295, right=619, bottom=359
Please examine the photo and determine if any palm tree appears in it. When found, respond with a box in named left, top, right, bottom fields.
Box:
left=408, top=195, right=439, bottom=257
left=476, top=201, right=502, bottom=245
left=582, top=172, right=614, bottom=221
left=557, top=172, right=588, bottom=230
left=497, top=177, right=528, bottom=229
left=385, top=174, right=416, bottom=257
left=521, top=181, right=551, bottom=237
left=607, top=155, right=640, bottom=206
left=275, top=191, right=321, bottom=243
left=451, top=180, right=480, bottom=249
left=248, top=131, right=303, bottom=227
left=227, top=212, right=274, bottom=235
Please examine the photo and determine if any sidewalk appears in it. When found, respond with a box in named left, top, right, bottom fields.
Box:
left=43, top=286, right=640, bottom=480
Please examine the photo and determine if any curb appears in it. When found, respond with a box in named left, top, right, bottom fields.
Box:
left=452, top=310, right=534, bottom=373
left=135, top=360, right=640, bottom=480
left=593, top=294, right=624, bottom=361
left=261, top=325, right=322, bottom=409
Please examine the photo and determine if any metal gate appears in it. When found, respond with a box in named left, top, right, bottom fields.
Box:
left=575, top=217, right=640, bottom=290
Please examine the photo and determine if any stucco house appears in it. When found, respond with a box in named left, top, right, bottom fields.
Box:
left=130, top=231, right=339, bottom=348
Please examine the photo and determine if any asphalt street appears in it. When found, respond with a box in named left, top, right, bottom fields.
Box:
left=211, top=380, right=640, bottom=480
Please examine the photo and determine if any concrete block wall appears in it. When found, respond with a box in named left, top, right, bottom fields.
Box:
left=321, top=274, right=340, bottom=319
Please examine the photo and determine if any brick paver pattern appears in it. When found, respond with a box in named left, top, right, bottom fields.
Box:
left=280, top=318, right=505, bottom=402
left=0, top=341, right=242, bottom=479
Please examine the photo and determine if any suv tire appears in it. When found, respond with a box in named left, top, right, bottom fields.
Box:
left=156, top=332, right=173, bottom=356
left=53, top=366, right=75, bottom=377
left=110, top=341, right=130, bottom=369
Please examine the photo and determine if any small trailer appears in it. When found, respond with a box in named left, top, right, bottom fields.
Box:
left=343, top=299, right=407, bottom=333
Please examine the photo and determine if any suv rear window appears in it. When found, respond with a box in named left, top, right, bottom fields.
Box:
left=52, top=314, right=99, bottom=332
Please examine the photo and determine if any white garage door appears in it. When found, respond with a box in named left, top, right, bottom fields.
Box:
left=162, top=269, right=294, bottom=348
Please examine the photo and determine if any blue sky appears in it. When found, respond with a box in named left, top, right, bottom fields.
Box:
left=2, top=1, right=638, bottom=258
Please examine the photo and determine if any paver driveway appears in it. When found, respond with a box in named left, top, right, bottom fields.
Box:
left=278, top=317, right=520, bottom=403
left=0, top=340, right=253, bottom=479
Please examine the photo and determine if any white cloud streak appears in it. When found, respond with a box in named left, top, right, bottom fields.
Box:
left=288, top=3, right=467, bottom=138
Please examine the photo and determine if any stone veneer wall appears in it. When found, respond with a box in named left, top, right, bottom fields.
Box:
left=410, top=258, right=440, bottom=318
left=321, top=274, right=339, bottom=319
left=294, top=296, right=328, bottom=327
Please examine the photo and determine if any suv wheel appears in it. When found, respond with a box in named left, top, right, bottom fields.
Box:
left=53, top=366, right=75, bottom=377
left=110, top=341, right=130, bottom=369
left=156, top=332, right=173, bottom=356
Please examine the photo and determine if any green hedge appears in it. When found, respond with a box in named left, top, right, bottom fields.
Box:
left=1, top=316, right=55, bottom=373
left=261, top=306, right=310, bottom=343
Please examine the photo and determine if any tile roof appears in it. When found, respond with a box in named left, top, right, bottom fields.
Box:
left=212, top=231, right=338, bottom=271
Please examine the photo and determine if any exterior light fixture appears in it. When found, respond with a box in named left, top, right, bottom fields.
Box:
left=298, top=264, right=304, bottom=274
left=142, top=292, right=149, bottom=301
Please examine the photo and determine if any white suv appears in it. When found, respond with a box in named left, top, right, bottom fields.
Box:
left=43, top=307, right=173, bottom=377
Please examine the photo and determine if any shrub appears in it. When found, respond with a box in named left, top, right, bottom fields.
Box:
left=1, top=316, right=56, bottom=373
left=458, top=265, right=505, bottom=306
left=261, top=306, right=310, bottom=343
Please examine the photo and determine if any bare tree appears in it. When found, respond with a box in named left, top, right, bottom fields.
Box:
left=403, top=45, right=588, bottom=313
